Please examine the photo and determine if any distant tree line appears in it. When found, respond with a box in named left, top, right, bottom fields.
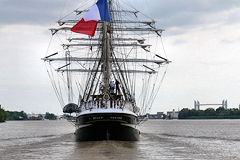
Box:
left=0, top=107, right=57, bottom=121
left=6, top=111, right=28, bottom=120
left=0, top=106, right=6, bottom=122
left=179, top=107, right=240, bottom=119
left=44, top=112, right=57, bottom=120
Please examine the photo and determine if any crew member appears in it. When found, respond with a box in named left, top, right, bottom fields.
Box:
left=109, top=81, right=115, bottom=93
left=99, top=82, right=104, bottom=95
left=115, top=80, right=120, bottom=95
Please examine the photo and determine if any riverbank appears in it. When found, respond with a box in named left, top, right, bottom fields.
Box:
left=5, top=111, right=58, bottom=121
left=0, top=106, right=6, bottom=122
left=180, top=115, right=240, bottom=119
left=179, top=107, right=240, bottom=119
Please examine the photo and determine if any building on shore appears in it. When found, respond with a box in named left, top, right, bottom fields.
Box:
left=167, top=109, right=179, bottom=119
left=147, top=112, right=164, bottom=119
left=27, top=113, right=44, bottom=120
left=146, top=109, right=180, bottom=119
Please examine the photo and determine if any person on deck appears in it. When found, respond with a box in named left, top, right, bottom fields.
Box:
left=99, top=82, right=104, bottom=95
left=109, top=81, right=115, bottom=93
left=115, top=80, right=120, bottom=95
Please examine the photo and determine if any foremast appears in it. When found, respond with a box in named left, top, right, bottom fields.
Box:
left=102, top=0, right=112, bottom=102
left=102, top=21, right=111, bottom=101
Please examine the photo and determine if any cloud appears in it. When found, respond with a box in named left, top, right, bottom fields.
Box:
left=0, top=0, right=81, bottom=25
left=125, top=0, right=240, bottom=30
left=0, top=24, right=60, bottom=113
left=1, top=0, right=240, bottom=31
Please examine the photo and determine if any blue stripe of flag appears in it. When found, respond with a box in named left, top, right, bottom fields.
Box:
left=96, top=0, right=111, bottom=22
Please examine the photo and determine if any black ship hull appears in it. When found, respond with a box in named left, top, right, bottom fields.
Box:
left=75, top=112, right=140, bottom=141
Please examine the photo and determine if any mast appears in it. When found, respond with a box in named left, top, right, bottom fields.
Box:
left=102, top=22, right=110, bottom=100
left=102, top=0, right=112, bottom=100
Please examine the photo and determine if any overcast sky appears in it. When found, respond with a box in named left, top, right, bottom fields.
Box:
left=0, top=0, right=240, bottom=114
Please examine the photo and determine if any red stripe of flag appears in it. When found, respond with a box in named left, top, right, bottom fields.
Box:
left=70, top=18, right=98, bottom=37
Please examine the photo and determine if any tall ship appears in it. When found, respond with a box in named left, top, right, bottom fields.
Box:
left=43, top=0, right=170, bottom=141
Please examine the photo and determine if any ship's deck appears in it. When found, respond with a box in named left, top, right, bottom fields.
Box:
left=77, top=108, right=137, bottom=116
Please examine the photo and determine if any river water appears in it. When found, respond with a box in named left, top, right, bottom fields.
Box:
left=0, top=119, right=240, bottom=160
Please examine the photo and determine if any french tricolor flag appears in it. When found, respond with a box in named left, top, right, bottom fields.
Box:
left=71, top=0, right=111, bottom=37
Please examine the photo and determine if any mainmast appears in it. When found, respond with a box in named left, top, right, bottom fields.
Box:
left=102, top=0, right=112, bottom=100
left=102, top=22, right=111, bottom=100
